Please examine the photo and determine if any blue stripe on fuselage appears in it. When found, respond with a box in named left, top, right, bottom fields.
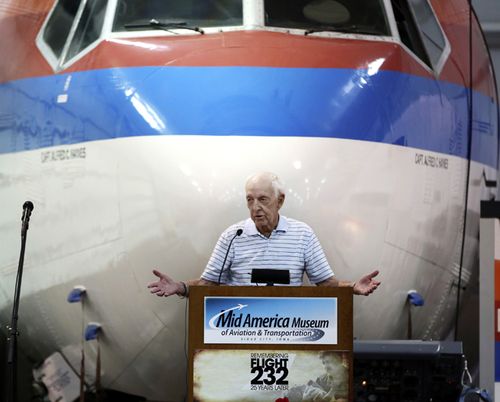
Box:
left=0, top=66, right=497, bottom=167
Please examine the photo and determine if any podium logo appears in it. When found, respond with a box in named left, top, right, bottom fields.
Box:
left=209, top=304, right=329, bottom=330
left=204, top=297, right=337, bottom=344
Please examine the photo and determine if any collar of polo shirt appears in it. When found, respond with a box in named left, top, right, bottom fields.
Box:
left=244, top=215, right=289, bottom=236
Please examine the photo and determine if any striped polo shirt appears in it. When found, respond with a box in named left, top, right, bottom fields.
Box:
left=200, top=215, right=334, bottom=285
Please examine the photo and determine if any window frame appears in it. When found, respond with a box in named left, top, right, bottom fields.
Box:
left=37, top=0, right=112, bottom=72
left=261, top=0, right=397, bottom=42
left=65, top=0, right=109, bottom=62
left=385, top=0, right=450, bottom=76
left=36, top=0, right=82, bottom=71
left=408, top=0, right=450, bottom=74
left=108, top=0, right=246, bottom=37
left=36, top=0, right=449, bottom=73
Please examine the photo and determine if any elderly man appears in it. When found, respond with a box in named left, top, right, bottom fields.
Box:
left=148, top=172, right=380, bottom=297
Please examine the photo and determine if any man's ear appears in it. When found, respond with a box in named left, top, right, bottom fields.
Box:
left=278, top=193, right=285, bottom=208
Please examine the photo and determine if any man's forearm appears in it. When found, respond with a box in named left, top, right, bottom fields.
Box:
left=185, top=278, right=217, bottom=287
left=177, top=278, right=218, bottom=297
left=316, top=277, right=355, bottom=288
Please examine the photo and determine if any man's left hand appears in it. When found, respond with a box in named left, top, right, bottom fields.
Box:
left=353, top=270, right=380, bottom=295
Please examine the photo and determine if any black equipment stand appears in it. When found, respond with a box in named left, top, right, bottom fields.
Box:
left=6, top=201, right=34, bottom=402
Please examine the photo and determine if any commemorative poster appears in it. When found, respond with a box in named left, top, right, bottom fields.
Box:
left=193, top=349, right=349, bottom=402
left=204, top=297, right=337, bottom=345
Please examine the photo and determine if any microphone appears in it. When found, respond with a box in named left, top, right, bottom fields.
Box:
left=217, top=229, right=243, bottom=285
left=22, top=201, right=34, bottom=218
left=21, top=201, right=34, bottom=234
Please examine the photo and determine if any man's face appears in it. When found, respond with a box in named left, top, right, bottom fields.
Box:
left=322, top=354, right=342, bottom=376
left=246, top=178, right=284, bottom=236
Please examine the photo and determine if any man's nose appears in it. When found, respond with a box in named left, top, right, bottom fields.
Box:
left=252, top=201, right=262, bottom=211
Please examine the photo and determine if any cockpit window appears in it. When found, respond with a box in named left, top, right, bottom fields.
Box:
left=43, top=0, right=82, bottom=59
left=391, top=0, right=449, bottom=73
left=39, top=0, right=107, bottom=69
left=66, top=0, right=107, bottom=61
left=407, top=0, right=447, bottom=70
left=113, top=0, right=243, bottom=31
left=264, top=0, right=390, bottom=36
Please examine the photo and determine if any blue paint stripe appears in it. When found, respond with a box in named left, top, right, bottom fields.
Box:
left=0, top=66, right=497, bottom=167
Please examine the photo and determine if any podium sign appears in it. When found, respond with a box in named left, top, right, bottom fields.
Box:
left=204, top=296, right=338, bottom=344
left=189, top=286, right=353, bottom=402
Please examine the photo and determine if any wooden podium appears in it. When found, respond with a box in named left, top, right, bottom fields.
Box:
left=188, top=286, right=353, bottom=402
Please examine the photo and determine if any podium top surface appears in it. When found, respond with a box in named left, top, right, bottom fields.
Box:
left=188, top=285, right=353, bottom=298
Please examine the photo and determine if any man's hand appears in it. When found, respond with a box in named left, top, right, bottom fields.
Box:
left=353, top=270, right=380, bottom=296
left=147, top=269, right=183, bottom=297
left=302, top=381, right=329, bottom=402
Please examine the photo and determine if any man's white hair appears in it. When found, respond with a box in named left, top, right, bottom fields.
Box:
left=246, top=172, right=285, bottom=197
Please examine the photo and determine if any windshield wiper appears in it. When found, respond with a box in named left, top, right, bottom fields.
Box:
left=305, top=25, right=382, bottom=36
left=125, top=18, right=204, bottom=34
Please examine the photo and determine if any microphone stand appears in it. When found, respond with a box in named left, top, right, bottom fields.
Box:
left=6, top=201, right=33, bottom=402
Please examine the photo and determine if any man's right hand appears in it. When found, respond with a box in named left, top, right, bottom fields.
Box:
left=147, top=269, right=183, bottom=297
